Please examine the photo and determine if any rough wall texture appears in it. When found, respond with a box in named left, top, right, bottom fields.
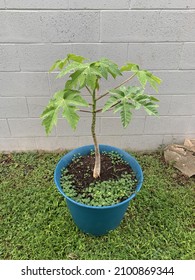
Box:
left=0, top=0, right=195, bottom=151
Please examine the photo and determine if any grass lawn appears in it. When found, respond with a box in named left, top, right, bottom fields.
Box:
left=0, top=150, right=194, bottom=260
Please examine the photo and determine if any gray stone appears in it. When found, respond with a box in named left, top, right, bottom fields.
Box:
left=0, top=119, right=11, bottom=137
left=180, top=43, right=195, bottom=69
left=101, top=117, right=145, bottom=135
left=0, top=97, right=28, bottom=117
left=18, top=44, right=72, bottom=71
left=101, top=11, right=195, bottom=42
left=169, top=95, right=195, bottom=115
left=121, top=135, right=164, bottom=150
left=0, top=45, right=20, bottom=71
left=35, top=136, right=79, bottom=150
left=6, top=0, right=69, bottom=9
left=128, top=43, right=182, bottom=69
left=131, top=0, right=195, bottom=9
left=0, top=73, right=50, bottom=97
left=153, top=71, right=195, bottom=94
left=56, top=117, right=100, bottom=136
left=144, top=116, right=195, bottom=134
left=70, top=0, right=129, bottom=9
left=72, top=43, right=128, bottom=65
left=0, top=138, right=19, bottom=150
left=0, top=11, right=42, bottom=42
left=41, top=12, right=100, bottom=42
left=8, top=118, right=56, bottom=137
left=0, top=0, right=5, bottom=9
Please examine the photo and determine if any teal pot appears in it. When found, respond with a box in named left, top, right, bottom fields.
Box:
left=54, top=145, right=143, bottom=236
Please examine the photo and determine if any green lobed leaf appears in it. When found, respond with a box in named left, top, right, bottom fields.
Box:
left=62, top=104, right=80, bottom=130
left=57, top=62, right=88, bottom=79
left=86, top=74, right=97, bottom=91
left=120, top=102, right=132, bottom=128
left=98, top=58, right=122, bottom=78
left=137, top=71, right=148, bottom=88
left=67, top=53, right=86, bottom=63
left=65, top=68, right=87, bottom=89
left=120, top=63, right=139, bottom=72
left=41, top=89, right=89, bottom=133
left=143, top=102, right=159, bottom=115
left=49, top=58, right=68, bottom=72
left=145, top=71, right=162, bottom=92
left=41, top=105, right=59, bottom=135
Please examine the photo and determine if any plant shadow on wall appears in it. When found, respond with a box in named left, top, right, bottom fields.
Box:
left=40, top=54, right=162, bottom=236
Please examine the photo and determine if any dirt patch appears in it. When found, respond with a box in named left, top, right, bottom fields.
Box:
left=66, top=154, right=136, bottom=193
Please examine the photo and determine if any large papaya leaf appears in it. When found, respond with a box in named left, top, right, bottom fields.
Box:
left=49, top=58, right=68, bottom=72
left=102, top=86, right=159, bottom=128
left=65, top=69, right=87, bottom=89
left=41, top=89, right=89, bottom=134
left=97, top=58, right=122, bottom=79
left=49, top=54, right=86, bottom=73
left=120, top=63, right=139, bottom=72
left=41, top=105, right=59, bottom=135
left=62, top=104, right=79, bottom=130
left=120, top=102, right=133, bottom=128
left=57, top=62, right=89, bottom=79
left=67, top=53, right=86, bottom=63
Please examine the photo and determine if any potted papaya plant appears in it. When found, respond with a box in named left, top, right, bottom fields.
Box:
left=41, top=53, right=161, bottom=236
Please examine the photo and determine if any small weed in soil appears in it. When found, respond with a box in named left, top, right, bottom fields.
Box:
left=60, top=151, right=137, bottom=206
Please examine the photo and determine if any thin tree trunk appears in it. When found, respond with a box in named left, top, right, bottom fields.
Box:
left=91, top=90, right=101, bottom=178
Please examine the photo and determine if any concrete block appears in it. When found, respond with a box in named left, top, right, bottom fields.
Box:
left=18, top=44, right=72, bottom=71
left=56, top=117, right=100, bottom=136
left=41, top=12, right=100, bottom=42
left=0, top=97, right=28, bottom=117
left=27, top=97, right=50, bottom=117
left=101, top=11, right=195, bottom=42
left=169, top=95, right=195, bottom=115
left=35, top=136, right=78, bottom=150
left=70, top=0, right=129, bottom=9
left=163, top=134, right=195, bottom=146
left=131, top=0, right=195, bottom=9
left=0, top=45, right=20, bottom=71
left=153, top=71, right=195, bottom=94
left=0, top=138, right=19, bottom=151
left=78, top=135, right=122, bottom=148
left=121, top=135, right=164, bottom=151
left=8, top=118, right=55, bottom=137
left=6, top=0, right=69, bottom=9
left=128, top=43, right=182, bottom=70
left=17, top=137, right=37, bottom=150
left=72, top=43, right=128, bottom=65
left=144, top=116, right=194, bottom=134
left=101, top=117, right=145, bottom=135
left=0, top=73, right=50, bottom=97
left=0, top=11, right=42, bottom=43
left=0, top=119, right=11, bottom=137
left=0, top=0, right=5, bottom=9
left=180, top=43, right=195, bottom=69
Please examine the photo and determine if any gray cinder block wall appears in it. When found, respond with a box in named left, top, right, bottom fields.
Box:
left=0, top=0, right=195, bottom=151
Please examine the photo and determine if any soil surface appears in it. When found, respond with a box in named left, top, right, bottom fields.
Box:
left=66, top=154, right=136, bottom=193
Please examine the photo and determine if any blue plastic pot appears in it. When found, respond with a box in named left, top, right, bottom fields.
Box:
left=54, top=145, right=143, bottom=236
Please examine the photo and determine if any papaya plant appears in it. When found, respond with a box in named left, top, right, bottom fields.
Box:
left=41, top=53, right=161, bottom=178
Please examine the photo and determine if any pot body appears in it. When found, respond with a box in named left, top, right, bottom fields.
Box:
left=54, top=145, right=143, bottom=236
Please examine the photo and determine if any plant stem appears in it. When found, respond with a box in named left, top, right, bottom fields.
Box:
left=78, top=109, right=92, bottom=113
left=91, top=89, right=101, bottom=178
left=96, top=72, right=137, bottom=101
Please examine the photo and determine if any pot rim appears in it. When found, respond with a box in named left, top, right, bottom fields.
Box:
left=54, top=144, right=143, bottom=210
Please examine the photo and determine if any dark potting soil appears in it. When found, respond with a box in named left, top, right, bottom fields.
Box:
left=66, top=154, right=136, bottom=194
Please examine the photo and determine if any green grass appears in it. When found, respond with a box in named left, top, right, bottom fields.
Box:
left=0, top=150, right=194, bottom=260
